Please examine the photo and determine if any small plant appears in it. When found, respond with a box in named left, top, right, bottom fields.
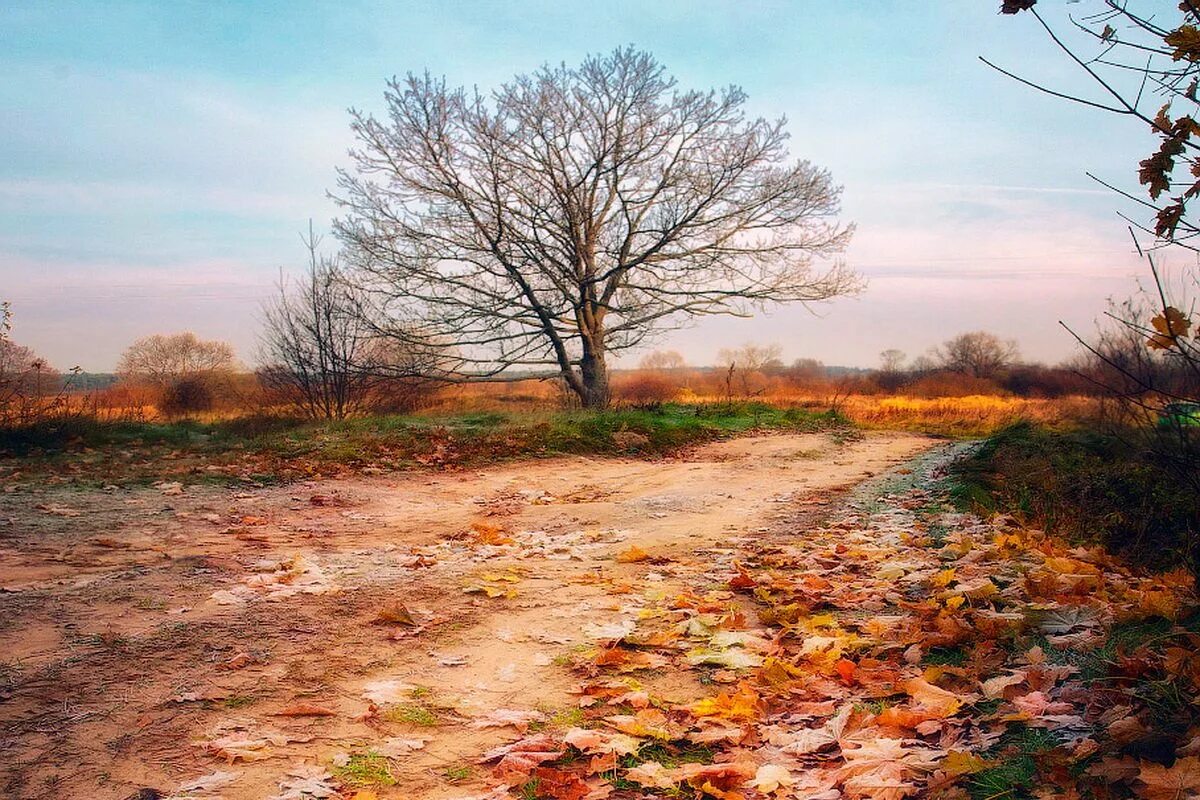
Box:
left=333, top=751, right=396, bottom=787
left=221, top=695, right=258, bottom=709
left=444, top=764, right=472, bottom=782
left=384, top=702, right=439, bottom=726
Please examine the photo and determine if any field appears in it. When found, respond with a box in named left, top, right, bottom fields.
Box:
left=2, top=394, right=1198, bottom=800
left=0, top=393, right=1094, bottom=489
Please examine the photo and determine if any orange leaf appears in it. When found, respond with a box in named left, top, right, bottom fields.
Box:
left=374, top=603, right=417, bottom=626
left=616, top=545, right=649, bottom=563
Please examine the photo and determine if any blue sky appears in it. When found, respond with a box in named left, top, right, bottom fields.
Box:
left=0, top=1, right=1162, bottom=370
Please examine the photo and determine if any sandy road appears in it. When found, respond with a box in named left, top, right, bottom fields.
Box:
left=0, top=430, right=935, bottom=799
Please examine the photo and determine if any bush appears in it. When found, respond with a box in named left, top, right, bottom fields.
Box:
left=160, top=377, right=214, bottom=417
left=908, top=371, right=1004, bottom=398
left=953, top=423, right=1200, bottom=577
left=613, top=373, right=678, bottom=407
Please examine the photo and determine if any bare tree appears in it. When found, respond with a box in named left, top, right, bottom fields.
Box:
left=260, top=230, right=435, bottom=420
left=117, top=332, right=237, bottom=417
left=334, top=47, right=858, bottom=409
left=879, top=348, right=906, bottom=373
left=117, top=332, right=236, bottom=386
left=717, top=341, right=784, bottom=398
left=937, top=331, right=1019, bottom=379
left=638, top=349, right=686, bottom=371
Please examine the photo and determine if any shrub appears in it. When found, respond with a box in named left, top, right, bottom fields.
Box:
left=907, top=371, right=1004, bottom=398
left=160, top=377, right=214, bottom=417
left=614, top=373, right=678, bottom=407
left=953, top=423, right=1200, bottom=577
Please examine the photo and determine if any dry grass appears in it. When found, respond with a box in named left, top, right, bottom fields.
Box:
left=830, top=394, right=1096, bottom=437
left=4, top=370, right=1096, bottom=441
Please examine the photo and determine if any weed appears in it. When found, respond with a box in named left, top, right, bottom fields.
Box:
left=444, top=764, right=472, bottom=782
left=620, top=740, right=714, bottom=769
left=332, top=751, right=396, bottom=787
left=384, top=702, right=439, bottom=726
left=221, top=694, right=257, bottom=709
left=968, top=725, right=1064, bottom=800
left=951, top=422, right=1200, bottom=576
left=923, top=645, right=968, bottom=667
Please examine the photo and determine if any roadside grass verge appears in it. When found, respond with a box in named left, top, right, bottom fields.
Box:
left=0, top=402, right=847, bottom=486
left=950, top=421, right=1200, bottom=576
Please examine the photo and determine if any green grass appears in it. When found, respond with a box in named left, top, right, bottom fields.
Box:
left=968, top=726, right=1065, bottom=800
left=332, top=751, right=396, bottom=787
left=529, top=705, right=586, bottom=731
left=220, top=694, right=257, bottom=709
left=619, top=740, right=714, bottom=769
left=950, top=422, right=1200, bottom=575
left=1, top=402, right=848, bottom=484
left=922, top=645, right=968, bottom=667
left=383, top=702, right=439, bottom=726
left=444, top=764, right=472, bottom=782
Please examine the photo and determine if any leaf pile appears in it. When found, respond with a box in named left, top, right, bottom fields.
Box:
left=459, top=479, right=1198, bottom=799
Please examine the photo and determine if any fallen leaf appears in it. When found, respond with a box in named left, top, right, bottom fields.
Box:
left=374, top=603, right=417, bottom=626
left=616, top=545, right=649, bottom=563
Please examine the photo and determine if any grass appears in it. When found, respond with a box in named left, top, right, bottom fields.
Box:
left=620, top=740, right=714, bottom=769
left=950, top=422, right=1200, bottom=575
left=968, top=725, right=1065, bottom=800
left=0, top=402, right=848, bottom=485
left=530, top=705, right=586, bottom=731
left=444, top=765, right=472, bottom=782
left=383, top=702, right=440, bottom=726
left=922, top=645, right=968, bottom=667
left=837, top=394, right=1092, bottom=438
left=332, top=751, right=396, bottom=787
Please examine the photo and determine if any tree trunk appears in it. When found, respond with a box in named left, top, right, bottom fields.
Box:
left=578, top=339, right=610, bottom=410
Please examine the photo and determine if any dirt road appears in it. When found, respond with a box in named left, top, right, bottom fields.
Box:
left=0, top=430, right=935, bottom=799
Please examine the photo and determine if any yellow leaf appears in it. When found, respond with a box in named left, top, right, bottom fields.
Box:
left=616, top=545, right=649, bottom=563
left=931, top=568, right=956, bottom=588
left=374, top=603, right=417, bottom=626
left=903, top=677, right=964, bottom=718
left=942, top=750, right=991, bottom=776
left=690, top=682, right=761, bottom=721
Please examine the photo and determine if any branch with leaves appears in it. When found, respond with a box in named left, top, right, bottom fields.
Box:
left=995, top=1, right=1200, bottom=244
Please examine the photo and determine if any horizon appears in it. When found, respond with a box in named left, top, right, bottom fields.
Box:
left=1, top=1, right=1163, bottom=371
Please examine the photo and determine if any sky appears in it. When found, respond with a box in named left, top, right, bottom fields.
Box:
left=0, top=1, right=1173, bottom=371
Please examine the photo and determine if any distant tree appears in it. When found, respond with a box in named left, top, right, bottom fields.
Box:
left=638, top=350, right=686, bottom=371
left=789, top=357, right=826, bottom=380
left=0, top=339, right=47, bottom=400
left=334, top=47, right=858, bottom=409
left=717, top=342, right=783, bottom=397
left=0, top=301, right=10, bottom=343
left=879, top=348, right=906, bottom=373
left=938, top=331, right=1020, bottom=379
left=718, top=342, right=784, bottom=373
left=0, top=338, right=59, bottom=425
left=117, top=332, right=236, bottom=386
left=117, top=332, right=236, bottom=417
left=260, top=230, right=437, bottom=420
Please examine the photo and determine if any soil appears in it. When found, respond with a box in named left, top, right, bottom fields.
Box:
left=0, top=430, right=937, bottom=800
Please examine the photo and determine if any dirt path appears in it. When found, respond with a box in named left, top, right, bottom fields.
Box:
left=0, top=430, right=934, bottom=799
